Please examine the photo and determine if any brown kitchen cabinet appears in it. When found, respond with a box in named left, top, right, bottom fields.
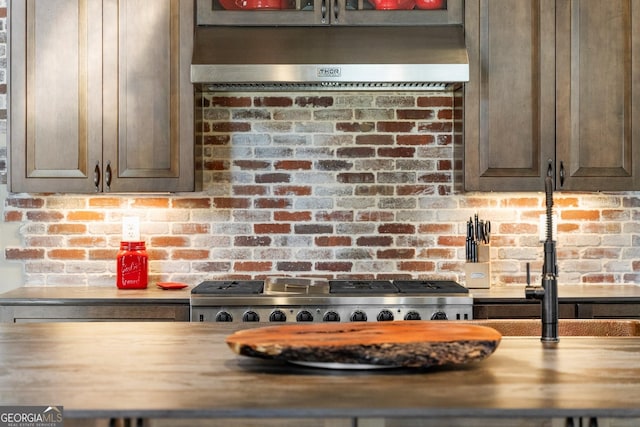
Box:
left=576, top=303, right=640, bottom=319
left=0, top=304, right=190, bottom=323
left=9, top=0, right=195, bottom=193
left=464, top=0, right=640, bottom=192
left=473, top=302, right=578, bottom=320
left=196, top=0, right=462, bottom=26
left=0, top=286, right=191, bottom=322
left=473, top=301, right=640, bottom=320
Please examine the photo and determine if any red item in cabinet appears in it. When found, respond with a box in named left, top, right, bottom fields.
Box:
left=415, top=0, right=445, bottom=9
left=219, top=0, right=284, bottom=9
left=117, top=241, right=148, bottom=289
left=368, top=0, right=416, bottom=10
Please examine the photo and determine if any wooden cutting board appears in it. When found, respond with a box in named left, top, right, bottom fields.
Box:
left=226, top=321, right=502, bottom=369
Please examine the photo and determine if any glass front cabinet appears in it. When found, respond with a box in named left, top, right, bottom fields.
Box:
left=196, top=0, right=463, bottom=26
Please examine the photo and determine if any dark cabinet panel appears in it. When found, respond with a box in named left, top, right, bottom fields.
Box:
left=576, top=303, right=640, bottom=319
left=9, top=0, right=104, bottom=193
left=9, top=0, right=194, bottom=193
left=555, top=0, right=640, bottom=191
left=464, top=0, right=556, bottom=191
left=474, top=301, right=640, bottom=319
left=473, top=302, right=577, bottom=319
left=465, top=0, right=640, bottom=192
left=0, top=305, right=190, bottom=323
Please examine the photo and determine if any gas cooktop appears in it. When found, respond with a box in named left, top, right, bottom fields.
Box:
left=191, top=278, right=473, bottom=323
left=191, top=278, right=469, bottom=295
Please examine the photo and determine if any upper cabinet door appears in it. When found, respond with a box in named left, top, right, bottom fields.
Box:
left=9, top=0, right=195, bottom=193
left=102, top=0, right=194, bottom=192
left=555, top=0, right=640, bottom=191
left=196, top=0, right=462, bottom=26
left=10, top=0, right=105, bottom=193
left=464, top=0, right=556, bottom=191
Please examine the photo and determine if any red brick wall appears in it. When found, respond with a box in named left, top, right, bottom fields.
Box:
left=3, top=91, right=640, bottom=287
left=0, top=3, right=7, bottom=186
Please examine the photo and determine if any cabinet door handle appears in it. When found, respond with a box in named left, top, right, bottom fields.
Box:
left=321, top=0, right=327, bottom=23
left=105, top=162, right=112, bottom=191
left=333, top=0, right=339, bottom=21
left=559, top=161, right=565, bottom=188
left=93, top=163, right=101, bottom=192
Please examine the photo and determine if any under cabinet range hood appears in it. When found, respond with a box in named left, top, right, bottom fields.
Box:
left=191, top=25, right=468, bottom=91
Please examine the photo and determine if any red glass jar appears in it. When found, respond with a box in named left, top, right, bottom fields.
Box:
left=116, top=241, right=148, bottom=289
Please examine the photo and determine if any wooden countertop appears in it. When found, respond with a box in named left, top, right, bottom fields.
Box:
left=0, top=285, right=192, bottom=305
left=1, top=322, right=640, bottom=421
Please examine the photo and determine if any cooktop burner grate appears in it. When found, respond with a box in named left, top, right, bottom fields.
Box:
left=192, top=280, right=264, bottom=295
left=328, top=280, right=398, bottom=294
left=393, top=280, right=469, bottom=294
left=191, top=279, right=469, bottom=295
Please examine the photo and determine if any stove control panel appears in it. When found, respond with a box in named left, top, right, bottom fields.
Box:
left=192, top=304, right=472, bottom=323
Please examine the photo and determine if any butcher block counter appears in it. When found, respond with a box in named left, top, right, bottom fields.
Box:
left=1, top=322, right=640, bottom=425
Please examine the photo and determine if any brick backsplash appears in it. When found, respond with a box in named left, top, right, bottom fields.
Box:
left=3, top=89, right=640, bottom=287
left=0, top=3, right=7, bottom=187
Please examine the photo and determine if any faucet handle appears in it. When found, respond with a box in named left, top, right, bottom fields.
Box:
left=524, top=262, right=544, bottom=300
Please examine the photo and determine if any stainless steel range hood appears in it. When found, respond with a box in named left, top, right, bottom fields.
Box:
left=191, top=25, right=468, bottom=91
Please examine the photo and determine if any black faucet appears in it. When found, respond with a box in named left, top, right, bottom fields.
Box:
left=525, top=175, right=559, bottom=343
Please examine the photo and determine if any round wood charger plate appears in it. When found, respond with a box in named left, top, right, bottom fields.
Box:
left=226, top=321, right=502, bottom=369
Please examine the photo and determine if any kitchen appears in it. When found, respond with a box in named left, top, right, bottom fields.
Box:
left=1, top=0, right=640, bottom=426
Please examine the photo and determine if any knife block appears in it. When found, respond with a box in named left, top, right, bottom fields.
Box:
left=465, top=244, right=490, bottom=289
left=465, top=262, right=490, bottom=289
